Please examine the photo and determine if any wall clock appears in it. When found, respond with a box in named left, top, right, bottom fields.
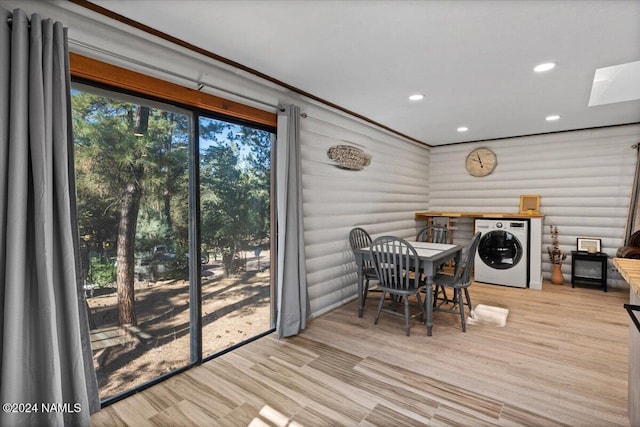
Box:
left=465, top=147, right=497, bottom=177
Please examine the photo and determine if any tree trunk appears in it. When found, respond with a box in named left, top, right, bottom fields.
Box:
left=116, top=105, right=149, bottom=326
left=134, top=105, right=149, bottom=135
left=116, top=180, right=142, bottom=325
left=162, top=112, right=174, bottom=232
left=222, top=241, right=239, bottom=277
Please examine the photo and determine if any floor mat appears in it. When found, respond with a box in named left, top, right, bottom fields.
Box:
left=467, top=304, right=509, bottom=327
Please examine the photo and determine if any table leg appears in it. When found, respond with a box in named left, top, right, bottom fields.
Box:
left=424, top=275, right=433, bottom=336
left=356, top=252, right=364, bottom=317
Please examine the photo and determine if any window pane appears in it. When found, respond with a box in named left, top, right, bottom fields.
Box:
left=73, top=86, right=192, bottom=400
left=199, top=117, right=273, bottom=357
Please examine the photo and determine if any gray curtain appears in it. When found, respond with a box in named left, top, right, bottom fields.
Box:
left=275, top=105, right=309, bottom=337
left=0, top=8, right=99, bottom=426
left=625, top=144, right=640, bottom=244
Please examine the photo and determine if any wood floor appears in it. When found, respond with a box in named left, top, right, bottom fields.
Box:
left=91, top=282, right=631, bottom=426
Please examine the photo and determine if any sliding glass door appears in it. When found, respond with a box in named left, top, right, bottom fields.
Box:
left=199, top=117, right=274, bottom=357
left=72, top=84, right=274, bottom=401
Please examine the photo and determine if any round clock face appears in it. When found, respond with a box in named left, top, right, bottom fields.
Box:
left=465, top=147, right=497, bottom=177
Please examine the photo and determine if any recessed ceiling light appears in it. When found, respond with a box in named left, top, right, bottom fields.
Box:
left=546, top=115, right=561, bottom=121
left=409, top=94, right=424, bottom=101
left=534, top=62, right=556, bottom=73
left=457, top=126, right=469, bottom=132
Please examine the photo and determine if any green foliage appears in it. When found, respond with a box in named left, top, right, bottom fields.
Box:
left=135, top=211, right=173, bottom=252
left=199, top=119, right=272, bottom=276
left=88, top=256, right=116, bottom=287
left=72, top=88, right=272, bottom=288
left=73, top=89, right=190, bottom=262
left=166, top=250, right=189, bottom=280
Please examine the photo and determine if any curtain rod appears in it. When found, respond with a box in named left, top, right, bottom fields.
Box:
left=6, top=16, right=19, bottom=28
left=6, top=15, right=33, bottom=29
left=4, top=23, right=305, bottom=117
left=68, top=38, right=293, bottom=113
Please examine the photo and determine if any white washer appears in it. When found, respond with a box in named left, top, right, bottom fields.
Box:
left=474, top=219, right=529, bottom=288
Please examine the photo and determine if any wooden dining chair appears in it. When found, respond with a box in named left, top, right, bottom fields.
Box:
left=370, top=236, right=426, bottom=336
left=416, top=224, right=448, bottom=245
left=432, top=232, right=482, bottom=332
left=416, top=224, right=450, bottom=303
left=349, top=227, right=379, bottom=304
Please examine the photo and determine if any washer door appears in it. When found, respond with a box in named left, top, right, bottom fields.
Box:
left=478, top=230, right=523, bottom=270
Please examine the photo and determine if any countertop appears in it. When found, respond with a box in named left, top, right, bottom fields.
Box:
left=613, top=257, right=640, bottom=296
left=415, top=211, right=545, bottom=220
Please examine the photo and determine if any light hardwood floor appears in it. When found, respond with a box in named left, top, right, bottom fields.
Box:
left=91, top=282, right=630, bottom=426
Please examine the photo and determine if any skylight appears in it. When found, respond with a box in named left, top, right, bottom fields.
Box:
left=589, top=61, right=640, bottom=106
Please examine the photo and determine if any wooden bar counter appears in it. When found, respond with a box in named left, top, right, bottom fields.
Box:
left=612, top=257, right=640, bottom=427
left=613, top=257, right=640, bottom=297
left=415, top=210, right=545, bottom=220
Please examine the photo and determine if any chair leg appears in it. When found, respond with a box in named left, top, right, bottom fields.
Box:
left=404, top=297, right=410, bottom=336
left=416, top=291, right=426, bottom=320
left=363, top=278, right=370, bottom=303
left=433, top=285, right=450, bottom=309
left=374, top=291, right=386, bottom=325
left=439, top=285, right=450, bottom=303
left=457, top=289, right=466, bottom=333
left=464, top=288, right=473, bottom=318
left=391, top=294, right=398, bottom=311
left=433, top=286, right=445, bottom=308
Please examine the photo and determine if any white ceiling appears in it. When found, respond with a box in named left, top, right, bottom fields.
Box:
left=91, top=0, right=640, bottom=146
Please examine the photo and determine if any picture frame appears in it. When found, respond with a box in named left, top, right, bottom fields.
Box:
left=576, top=237, right=601, bottom=253
left=519, top=194, right=540, bottom=214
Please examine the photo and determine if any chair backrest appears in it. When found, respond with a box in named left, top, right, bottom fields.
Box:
left=370, top=236, right=420, bottom=291
left=349, top=227, right=374, bottom=269
left=349, top=227, right=371, bottom=251
left=452, top=232, right=482, bottom=285
left=416, top=224, right=448, bottom=244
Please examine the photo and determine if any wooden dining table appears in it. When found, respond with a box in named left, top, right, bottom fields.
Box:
left=354, top=240, right=464, bottom=336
